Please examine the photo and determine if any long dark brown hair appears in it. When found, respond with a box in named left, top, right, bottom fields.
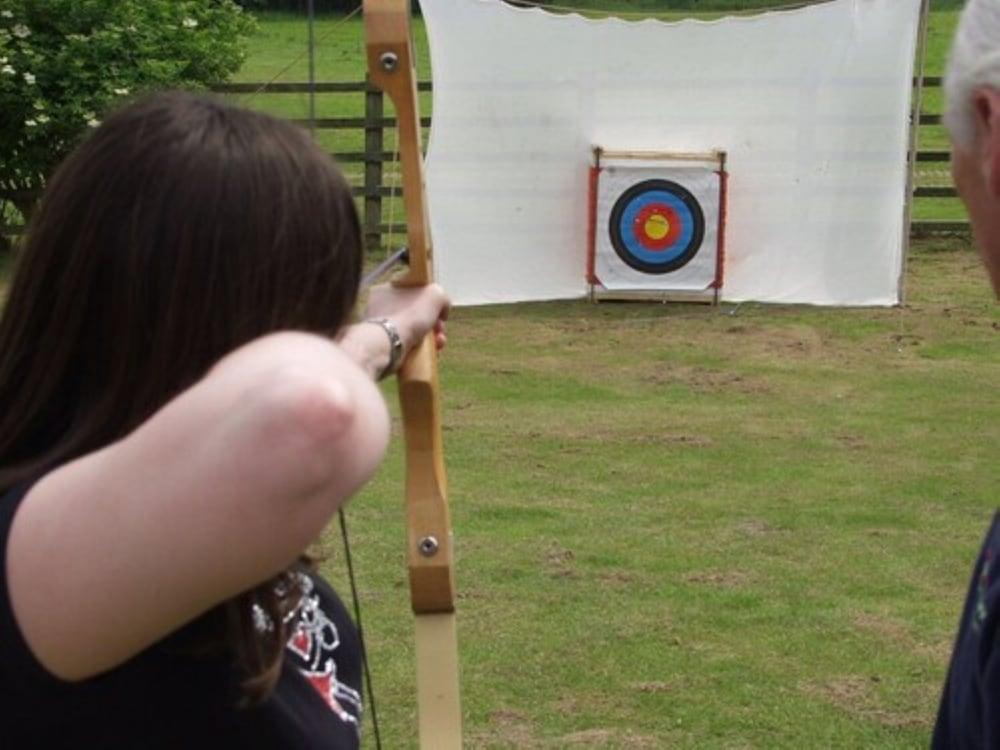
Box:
left=0, top=91, right=363, bottom=703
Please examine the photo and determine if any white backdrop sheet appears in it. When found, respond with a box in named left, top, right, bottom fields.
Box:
left=421, top=0, right=923, bottom=306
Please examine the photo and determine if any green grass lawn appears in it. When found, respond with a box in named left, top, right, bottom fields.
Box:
left=223, top=8, right=998, bottom=747
left=329, top=234, right=997, bottom=748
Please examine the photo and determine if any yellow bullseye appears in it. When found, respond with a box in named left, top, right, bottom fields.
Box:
left=644, top=213, right=670, bottom=240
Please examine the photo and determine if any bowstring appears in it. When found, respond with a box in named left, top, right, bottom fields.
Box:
left=381, top=0, right=410, bottom=260
left=346, top=127, right=398, bottom=750
left=339, top=510, right=382, bottom=750
left=299, top=5, right=383, bottom=747
left=240, top=3, right=362, bottom=105
left=384, top=133, right=402, bottom=263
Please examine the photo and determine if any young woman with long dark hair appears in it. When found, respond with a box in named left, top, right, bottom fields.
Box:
left=0, top=91, right=449, bottom=748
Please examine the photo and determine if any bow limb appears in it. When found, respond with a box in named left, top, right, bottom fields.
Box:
left=364, top=2, right=462, bottom=747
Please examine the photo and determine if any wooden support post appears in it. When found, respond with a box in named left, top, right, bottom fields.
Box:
left=364, top=75, right=385, bottom=254
left=900, top=0, right=932, bottom=304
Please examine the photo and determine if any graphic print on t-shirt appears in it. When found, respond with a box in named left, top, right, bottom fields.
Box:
left=284, top=575, right=363, bottom=730
left=254, top=574, right=363, bottom=734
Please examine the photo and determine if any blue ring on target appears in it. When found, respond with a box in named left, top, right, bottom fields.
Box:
left=608, top=179, right=705, bottom=274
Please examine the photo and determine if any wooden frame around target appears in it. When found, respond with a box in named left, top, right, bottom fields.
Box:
left=587, top=148, right=728, bottom=304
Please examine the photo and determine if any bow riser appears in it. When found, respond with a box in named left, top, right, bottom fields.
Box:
left=365, top=0, right=454, bottom=621
left=399, top=340, right=454, bottom=614
left=364, top=1, right=462, bottom=746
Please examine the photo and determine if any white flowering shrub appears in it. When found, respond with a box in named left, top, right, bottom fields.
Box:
left=0, top=0, right=255, bottom=241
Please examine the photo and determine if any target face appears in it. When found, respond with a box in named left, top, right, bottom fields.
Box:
left=608, top=179, right=706, bottom=274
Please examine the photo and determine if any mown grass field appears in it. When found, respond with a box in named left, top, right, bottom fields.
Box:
left=223, top=4, right=1000, bottom=748
left=332, top=239, right=997, bottom=748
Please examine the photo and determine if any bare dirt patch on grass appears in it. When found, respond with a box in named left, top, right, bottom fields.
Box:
left=913, top=639, right=954, bottom=663
left=730, top=518, right=784, bottom=537
left=512, top=420, right=716, bottom=450
left=630, top=680, right=680, bottom=694
left=801, top=676, right=931, bottom=730
left=467, top=709, right=540, bottom=749
left=836, top=433, right=870, bottom=450
left=543, top=542, right=579, bottom=580
left=557, top=728, right=662, bottom=748
left=641, top=365, right=773, bottom=395
left=599, top=570, right=637, bottom=586
left=760, top=324, right=826, bottom=358
left=852, top=611, right=912, bottom=644
left=684, top=570, right=752, bottom=588
left=850, top=610, right=951, bottom=665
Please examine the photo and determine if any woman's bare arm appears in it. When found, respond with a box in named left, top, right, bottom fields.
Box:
left=5, top=331, right=390, bottom=681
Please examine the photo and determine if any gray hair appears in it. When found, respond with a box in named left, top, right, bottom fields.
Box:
left=945, top=0, right=1000, bottom=149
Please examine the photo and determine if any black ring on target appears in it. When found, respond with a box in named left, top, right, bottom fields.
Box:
left=608, top=179, right=706, bottom=275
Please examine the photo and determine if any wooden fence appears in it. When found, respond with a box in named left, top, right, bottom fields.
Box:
left=0, top=75, right=968, bottom=246
left=212, top=79, right=434, bottom=252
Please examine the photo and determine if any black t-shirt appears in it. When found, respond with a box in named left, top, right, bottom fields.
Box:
left=0, top=480, right=363, bottom=749
left=933, top=511, right=1000, bottom=748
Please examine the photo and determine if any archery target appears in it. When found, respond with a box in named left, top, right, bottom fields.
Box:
left=608, top=179, right=705, bottom=274
left=591, top=158, right=724, bottom=295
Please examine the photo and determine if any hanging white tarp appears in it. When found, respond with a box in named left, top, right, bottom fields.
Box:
left=420, top=0, right=923, bottom=306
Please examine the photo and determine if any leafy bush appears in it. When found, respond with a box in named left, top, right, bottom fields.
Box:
left=0, top=0, right=255, bottom=239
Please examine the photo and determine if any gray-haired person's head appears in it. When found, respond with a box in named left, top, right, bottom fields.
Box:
left=945, top=0, right=1000, bottom=149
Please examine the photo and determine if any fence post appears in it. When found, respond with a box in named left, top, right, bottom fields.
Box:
left=364, top=75, right=384, bottom=254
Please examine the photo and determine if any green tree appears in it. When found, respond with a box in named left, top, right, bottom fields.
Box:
left=0, top=0, right=255, bottom=248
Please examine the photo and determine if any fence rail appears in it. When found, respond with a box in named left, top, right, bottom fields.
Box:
left=0, top=75, right=967, bottom=248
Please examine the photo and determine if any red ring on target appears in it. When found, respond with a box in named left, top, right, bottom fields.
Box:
left=634, top=203, right=682, bottom=251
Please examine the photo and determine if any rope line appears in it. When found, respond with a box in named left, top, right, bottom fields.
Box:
left=382, top=138, right=402, bottom=260
left=501, top=0, right=838, bottom=20
left=241, top=3, right=363, bottom=104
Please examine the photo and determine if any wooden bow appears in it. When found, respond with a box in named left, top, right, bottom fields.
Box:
left=364, top=2, right=463, bottom=746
